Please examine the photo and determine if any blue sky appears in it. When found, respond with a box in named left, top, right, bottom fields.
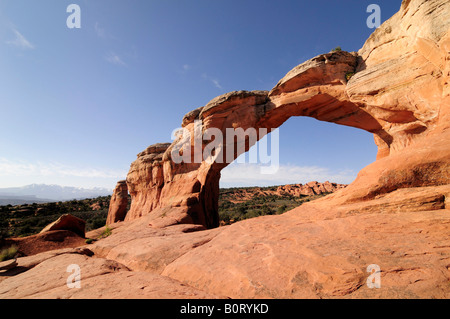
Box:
left=0, top=0, right=402, bottom=190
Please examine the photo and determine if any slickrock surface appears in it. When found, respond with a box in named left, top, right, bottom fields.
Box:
left=0, top=246, right=217, bottom=299
left=1, top=0, right=449, bottom=299
left=163, top=186, right=450, bottom=299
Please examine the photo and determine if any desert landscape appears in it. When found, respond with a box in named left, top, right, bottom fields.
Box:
left=1, top=0, right=450, bottom=301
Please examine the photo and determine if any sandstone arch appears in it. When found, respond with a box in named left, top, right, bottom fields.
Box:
left=5, top=0, right=450, bottom=301
left=109, top=0, right=450, bottom=229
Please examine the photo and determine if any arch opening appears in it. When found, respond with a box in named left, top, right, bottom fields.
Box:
left=121, top=50, right=400, bottom=229
left=220, top=116, right=378, bottom=189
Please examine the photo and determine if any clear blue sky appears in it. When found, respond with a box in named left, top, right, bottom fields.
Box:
left=0, top=0, right=402, bottom=190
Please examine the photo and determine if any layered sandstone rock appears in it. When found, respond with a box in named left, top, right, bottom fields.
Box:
left=40, top=214, right=86, bottom=238
left=0, top=246, right=217, bottom=299
left=220, top=182, right=346, bottom=203
left=125, top=92, right=272, bottom=228
left=121, top=0, right=449, bottom=229
left=3, top=230, right=86, bottom=257
left=106, top=180, right=129, bottom=225
left=2, top=0, right=449, bottom=300
left=124, top=53, right=360, bottom=228
left=331, top=0, right=450, bottom=204
left=277, top=181, right=347, bottom=197
left=125, top=143, right=171, bottom=221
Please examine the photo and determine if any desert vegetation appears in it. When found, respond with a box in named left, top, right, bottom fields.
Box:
left=0, top=245, right=18, bottom=262
left=0, top=187, right=330, bottom=238
left=218, top=187, right=329, bottom=225
left=0, top=196, right=112, bottom=238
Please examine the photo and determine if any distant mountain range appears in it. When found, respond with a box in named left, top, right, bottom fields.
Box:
left=0, top=184, right=112, bottom=205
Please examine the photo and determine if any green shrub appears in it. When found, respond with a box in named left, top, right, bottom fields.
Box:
left=332, top=46, right=342, bottom=51
left=0, top=196, right=112, bottom=239
left=99, top=226, right=112, bottom=239
left=277, top=205, right=288, bottom=215
left=346, top=72, right=355, bottom=81
left=244, top=210, right=261, bottom=219
left=0, top=246, right=18, bottom=262
left=88, top=217, right=107, bottom=231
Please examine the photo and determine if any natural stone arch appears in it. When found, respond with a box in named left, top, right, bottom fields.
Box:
left=108, top=0, right=450, bottom=228
left=121, top=52, right=382, bottom=228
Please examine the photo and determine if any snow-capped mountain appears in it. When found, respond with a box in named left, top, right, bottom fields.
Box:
left=0, top=184, right=112, bottom=205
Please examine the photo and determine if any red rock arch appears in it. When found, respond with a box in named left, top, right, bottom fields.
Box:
left=108, top=0, right=450, bottom=228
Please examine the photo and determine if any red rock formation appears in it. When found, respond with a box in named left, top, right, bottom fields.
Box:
left=125, top=92, right=272, bottom=228
left=121, top=0, right=449, bottom=230
left=219, top=182, right=346, bottom=203
left=40, top=214, right=86, bottom=238
left=106, top=180, right=129, bottom=225
left=125, top=58, right=358, bottom=228
left=0, top=245, right=217, bottom=299
left=2, top=0, right=449, bottom=300
left=277, top=181, right=346, bottom=197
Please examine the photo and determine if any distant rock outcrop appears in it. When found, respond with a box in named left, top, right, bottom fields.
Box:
left=277, top=181, right=347, bottom=197
left=220, top=181, right=347, bottom=203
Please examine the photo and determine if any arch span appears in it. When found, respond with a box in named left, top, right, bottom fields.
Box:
left=110, top=0, right=450, bottom=228
left=123, top=51, right=375, bottom=228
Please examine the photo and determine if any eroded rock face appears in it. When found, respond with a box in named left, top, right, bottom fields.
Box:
left=348, top=0, right=450, bottom=158
left=333, top=0, right=450, bottom=204
left=125, top=143, right=171, bottom=222
left=219, top=182, right=347, bottom=202
left=124, top=53, right=360, bottom=228
left=277, top=181, right=347, bottom=197
left=122, top=0, right=449, bottom=229
left=125, top=92, right=272, bottom=228
left=106, top=180, right=129, bottom=225
left=162, top=190, right=450, bottom=299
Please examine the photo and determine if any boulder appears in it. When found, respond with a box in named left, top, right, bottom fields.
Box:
left=40, top=214, right=86, bottom=238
